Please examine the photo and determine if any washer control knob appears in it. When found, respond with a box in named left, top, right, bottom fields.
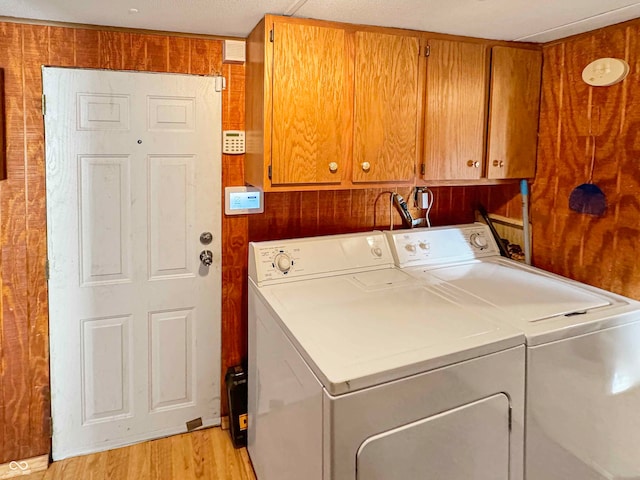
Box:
left=404, top=243, right=416, bottom=252
left=274, top=253, right=292, bottom=273
left=470, top=233, right=488, bottom=249
left=418, top=242, right=430, bottom=250
left=371, top=246, right=383, bottom=257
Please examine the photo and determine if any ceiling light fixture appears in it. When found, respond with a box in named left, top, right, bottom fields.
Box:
left=582, top=58, right=630, bottom=87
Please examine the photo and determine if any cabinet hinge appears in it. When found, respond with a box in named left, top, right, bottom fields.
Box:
left=424, top=45, right=431, bottom=57
left=268, top=165, right=272, bottom=180
left=420, top=163, right=425, bottom=176
left=269, top=29, right=274, bottom=43
left=45, top=259, right=50, bottom=280
left=42, top=94, right=46, bottom=115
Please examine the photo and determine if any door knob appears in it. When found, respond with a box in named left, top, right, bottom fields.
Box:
left=492, top=160, right=504, bottom=168
left=199, top=250, right=213, bottom=267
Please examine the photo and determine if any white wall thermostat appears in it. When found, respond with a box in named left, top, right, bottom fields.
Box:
left=223, top=130, right=245, bottom=154
left=225, top=186, right=264, bottom=215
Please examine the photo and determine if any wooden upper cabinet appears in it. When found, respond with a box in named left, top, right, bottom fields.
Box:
left=423, top=39, right=489, bottom=181
left=270, top=20, right=350, bottom=185
left=352, top=31, right=419, bottom=183
left=486, top=46, right=542, bottom=179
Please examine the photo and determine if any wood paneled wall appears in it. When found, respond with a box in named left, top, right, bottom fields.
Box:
left=248, top=185, right=522, bottom=244
left=533, top=18, right=640, bottom=300
left=0, top=21, right=246, bottom=464
left=0, top=19, right=523, bottom=464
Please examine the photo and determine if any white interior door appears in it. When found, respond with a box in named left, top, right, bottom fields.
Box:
left=43, top=68, right=222, bottom=460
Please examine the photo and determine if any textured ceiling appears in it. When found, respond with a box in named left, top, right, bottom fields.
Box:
left=1, top=0, right=639, bottom=42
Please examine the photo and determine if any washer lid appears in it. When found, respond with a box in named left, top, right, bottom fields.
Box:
left=258, top=268, right=524, bottom=395
left=427, top=260, right=610, bottom=322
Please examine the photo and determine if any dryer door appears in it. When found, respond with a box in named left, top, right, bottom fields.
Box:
left=356, top=393, right=510, bottom=480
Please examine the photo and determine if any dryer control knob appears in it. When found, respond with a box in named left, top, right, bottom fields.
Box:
left=470, top=233, right=488, bottom=249
left=274, top=253, right=292, bottom=273
left=371, top=246, right=383, bottom=257
left=404, top=243, right=416, bottom=252
left=418, top=242, right=430, bottom=250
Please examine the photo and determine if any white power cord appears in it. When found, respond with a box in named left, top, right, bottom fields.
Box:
left=422, top=187, right=434, bottom=227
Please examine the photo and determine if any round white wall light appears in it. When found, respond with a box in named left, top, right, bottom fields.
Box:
left=582, top=58, right=630, bottom=87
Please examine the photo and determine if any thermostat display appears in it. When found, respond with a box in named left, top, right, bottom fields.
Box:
left=225, top=186, right=264, bottom=215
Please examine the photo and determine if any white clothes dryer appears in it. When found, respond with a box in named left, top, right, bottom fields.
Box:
left=247, top=231, right=526, bottom=480
left=386, top=223, right=640, bottom=480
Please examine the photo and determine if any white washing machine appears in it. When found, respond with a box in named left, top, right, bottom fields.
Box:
left=247, top=231, right=526, bottom=480
left=386, top=223, right=640, bottom=480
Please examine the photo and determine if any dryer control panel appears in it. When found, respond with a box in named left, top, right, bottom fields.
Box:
left=249, top=232, right=393, bottom=285
left=385, top=223, right=500, bottom=268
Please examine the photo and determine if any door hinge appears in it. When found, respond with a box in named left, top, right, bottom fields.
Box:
left=508, top=405, right=512, bottom=431
left=45, top=259, right=50, bottom=280
left=420, top=163, right=425, bottom=176
left=48, top=417, right=53, bottom=438
left=42, top=94, right=46, bottom=115
left=268, top=165, right=272, bottom=180
left=424, top=45, right=431, bottom=57
left=269, top=29, right=274, bottom=43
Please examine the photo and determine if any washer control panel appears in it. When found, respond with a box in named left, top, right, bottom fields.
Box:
left=249, top=232, right=392, bottom=285
left=385, top=223, right=499, bottom=267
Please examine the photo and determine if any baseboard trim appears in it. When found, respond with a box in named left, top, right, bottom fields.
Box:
left=220, top=415, right=230, bottom=430
left=0, top=455, right=49, bottom=479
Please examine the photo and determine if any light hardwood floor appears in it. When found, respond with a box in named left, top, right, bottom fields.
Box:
left=23, top=427, right=256, bottom=480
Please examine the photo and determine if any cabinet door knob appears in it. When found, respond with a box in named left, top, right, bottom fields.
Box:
left=328, top=162, right=338, bottom=173
left=361, top=161, right=371, bottom=172
left=492, top=160, right=504, bottom=168
left=467, top=160, right=480, bottom=168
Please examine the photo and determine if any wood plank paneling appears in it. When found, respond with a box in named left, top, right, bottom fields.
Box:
left=249, top=184, right=521, bottom=244
left=0, top=68, right=6, bottom=181
left=533, top=18, right=640, bottom=300
left=22, top=23, right=51, bottom=460
left=0, top=21, right=29, bottom=462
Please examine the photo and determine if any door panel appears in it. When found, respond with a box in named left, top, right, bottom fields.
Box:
left=44, top=68, right=222, bottom=460
left=352, top=31, right=419, bottom=183
left=487, top=46, right=542, bottom=179
left=271, top=21, right=350, bottom=185
left=79, top=155, right=132, bottom=285
left=357, top=394, right=510, bottom=479
left=424, top=39, right=488, bottom=180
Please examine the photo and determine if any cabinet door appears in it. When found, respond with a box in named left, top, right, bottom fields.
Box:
left=486, top=46, right=542, bottom=179
left=271, top=21, right=350, bottom=185
left=423, top=39, right=488, bottom=180
left=352, top=32, right=419, bottom=183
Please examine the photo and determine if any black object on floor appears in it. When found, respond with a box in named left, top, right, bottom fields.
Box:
left=225, top=364, right=248, bottom=448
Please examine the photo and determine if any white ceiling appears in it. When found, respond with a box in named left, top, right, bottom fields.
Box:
left=1, top=0, right=640, bottom=43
